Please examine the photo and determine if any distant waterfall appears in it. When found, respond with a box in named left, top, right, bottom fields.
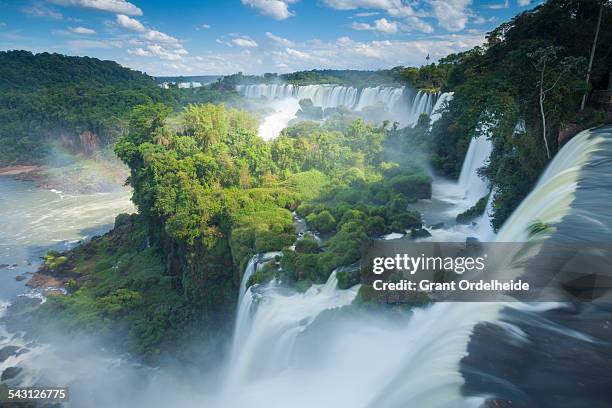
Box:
left=236, top=84, right=442, bottom=137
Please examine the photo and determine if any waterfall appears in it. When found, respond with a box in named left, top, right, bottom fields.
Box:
left=495, top=127, right=608, bottom=242
left=238, top=252, right=283, bottom=302
left=455, top=134, right=493, bottom=206
left=430, top=92, right=454, bottom=124
left=237, top=84, right=442, bottom=138
left=223, top=270, right=360, bottom=402
left=433, top=128, right=492, bottom=213
left=218, top=126, right=612, bottom=407
left=238, top=84, right=411, bottom=112
left=475, top=188, right=496, bottom=241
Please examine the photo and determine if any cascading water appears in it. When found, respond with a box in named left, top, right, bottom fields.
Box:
left=475, top=189, right=496, bottom=241
left=218, top=126, right=612, bottom=407
left=455, top=133, right=492, bottom=206
left=430, top=92, right=454, bottom=124
left=432, top=117, right=493, bottom=224
left=237, top=84, right=442, bottom=139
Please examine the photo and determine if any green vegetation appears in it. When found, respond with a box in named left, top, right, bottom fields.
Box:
left=456, top=194, right=489, bottom=224
left=114, top=103, right=429, bottom=297
left=34, top=215, right=198, bottom=363
left=21, top=0, right=612, bottom=361
left=219, top=65, right=452, bottom=92
left=0, top=51, right=236, bottom=166
left=43, top=250, right=68, bottom=269
left=32, top=97, right=431, bottom=357
left=0, top=51, right=161, bottom=165
left=411, top=0, right=611, bottom=229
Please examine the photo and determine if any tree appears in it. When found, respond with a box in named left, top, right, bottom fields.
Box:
left=528, top=46, right=584, bottom=160
left=580, top=0, right=608, bottom=111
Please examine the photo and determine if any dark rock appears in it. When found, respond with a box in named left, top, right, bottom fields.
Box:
left=411, top=228, right=432, bottom=239
left=430, top=222, right=445, bottom=230
left=466, top=237, right=482, bottom=250
left=1, top=366, right=23, bottom=381
left=15, top=275, right=26, bottom=281
left=456, top=194, right=489, bottom=224
left=0, top=264, right=9, bottom=269
left=0, top=346, right=20, bottom=362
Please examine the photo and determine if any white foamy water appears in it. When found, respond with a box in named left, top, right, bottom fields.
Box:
left=237, top=84, right=443, bottom=139
left=216, top=127, right=612, bottom=408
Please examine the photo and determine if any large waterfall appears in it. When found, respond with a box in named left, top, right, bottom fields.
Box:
left=237, top=83, right=442, bottom=139
left=217, top=126, right=612, bottom=407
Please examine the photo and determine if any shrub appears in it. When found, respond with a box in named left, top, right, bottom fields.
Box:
left=295, top=236, right=320, bottom=254
left=306, top=210, right=336, bottom=233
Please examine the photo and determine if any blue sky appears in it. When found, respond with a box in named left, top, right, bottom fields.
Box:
left=0, top=0, right=539, bottom=76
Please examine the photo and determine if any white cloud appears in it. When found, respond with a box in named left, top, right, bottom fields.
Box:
left=144, top=29, right=180, bottom=45
left=22, top=5, right=63, bottom=19
left=115, top=14, right=186, bottom=61
left=64, top=39, right=113, bottom=50
left=69, top=26, right=96, bottom=35
left=241, top=0, right=298, bottom=20
left=429, top=0, right=471, bottom=32
left=354, top=12, right=380, bottom=17
left=0, top=22, right=6, bottom=28
left=488, top=0, right=509, bottom=9
left=473, top=15, right=486, bottom=25
left=122, top=31, right=485, bottom=76
left=473, top=15, right=497, bottom=25
left=265, top=32, right=294, bottom=46
left=352, top=22, right=371, bottom=30
left=116, top=14, right=145, bottom=32
left=145, top=44, right=184, bottom=60
left=517, top=0, right=530, bottom=6
left=400, top=17, right=434, bottom=33
left=231, top=37, right=259, bottom=48
left=323, top=0, right=398, bottom=10
left=148, top=44, right=182, bottom=60
left=49, top=0, right=142, bottom=16
left=285, top=47, right=311, bottom=60
left=195, top=24, right=211, bottom=30
left=324, top=0, right=435, bottom=33
left=128, top=47, right=151, bottom=57
left=352, top=18, right=398, bottom=34
left=265, top=33, right=484, bottom=73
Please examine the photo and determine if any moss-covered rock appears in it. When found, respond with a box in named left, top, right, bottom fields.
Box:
left=456, top=194, right=489, bottom=224
left=411, top=228, right=432, bottom=239
left=336, top=264, right=361, bottom=289
left=247, top=262, right=277, bottom=287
